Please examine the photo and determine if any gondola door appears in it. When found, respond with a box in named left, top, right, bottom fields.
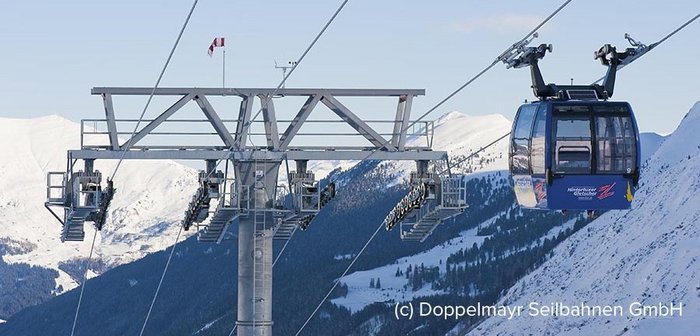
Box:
left=546, top=104, right=638, bottom=209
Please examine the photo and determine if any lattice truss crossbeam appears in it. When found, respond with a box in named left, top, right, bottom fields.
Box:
left=77, top=87, right=445, bottom=161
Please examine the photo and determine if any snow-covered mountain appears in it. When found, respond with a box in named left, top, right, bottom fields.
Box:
left=465, top=103, right=700, bottom=335
left=0, top=110, right=514, bottom=329
left=0, top=115, right=199, bottom=293
left=640, top=132, right=666, bottom=163
left=0, top=111, right=509, bottom=297
left=415, top=111, right=510, bottom=172
left=330, top=111, right=513, bottom=313
left=307, top=111, right=510, bottom=180
left=369, top=111, right=511, bottom=187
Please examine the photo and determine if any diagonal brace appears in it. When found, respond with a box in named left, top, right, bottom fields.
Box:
left=320, top=95, right=396, bottom=150
left=279, top=95, right=321, bottom=150
left=119, top=94, right=193, bottom=150
left=195, top=95, right=236, bottom=148
left=390, top=95, right=414, bottom=150
left=102, top=94, right=120, bottom=150
left=258, top=95, right=281, bottom=150
left=234, top=96, right=255, bottom=149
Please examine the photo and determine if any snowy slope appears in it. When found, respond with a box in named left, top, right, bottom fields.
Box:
left=330, top=112, right=512, bottom=312
left=0, top=115, right=199, bottom=292
left=467, top=102, right=700, bottom=336
left=308, top=111, right=511, bottom=180
left=426, top=111, right=510, bottom=172
left=331, top=226, right=491, bottom=313
left=396, top=111, right=510, bottom=176
left=360, top=111, right=511, bottom=189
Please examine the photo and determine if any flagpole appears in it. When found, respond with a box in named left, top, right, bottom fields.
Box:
left=222, top=47, right=226, bottom=89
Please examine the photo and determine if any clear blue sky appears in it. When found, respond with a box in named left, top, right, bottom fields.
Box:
left=1, top=0, right=699, bottom=135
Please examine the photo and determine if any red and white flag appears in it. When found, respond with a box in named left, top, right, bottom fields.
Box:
left=208, top=37, right=225, bottom=57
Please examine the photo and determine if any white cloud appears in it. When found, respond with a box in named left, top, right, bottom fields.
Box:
left=450, top=13, right=545, bottom=34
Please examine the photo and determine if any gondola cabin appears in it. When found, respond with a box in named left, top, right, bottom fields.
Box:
left=510, top=101, right=640, bottom=210
left=505, top=42, right=642, bottom=210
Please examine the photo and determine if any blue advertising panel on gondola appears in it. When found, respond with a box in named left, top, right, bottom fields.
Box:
left=547, top=174, right=635, bottom=209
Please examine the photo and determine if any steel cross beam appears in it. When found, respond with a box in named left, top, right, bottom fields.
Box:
left=69, top=149, right=447, bottom=161
left=91, top=87, right=425, bottom=97
left=91, top=87, right=431, bottom=158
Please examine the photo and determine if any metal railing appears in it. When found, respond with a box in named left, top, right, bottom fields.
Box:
left=440, top=176, right=468, bottom=209
left=46, top=172, right=67, bottom=205
left=294, top=183, right=321, bottom=213
left=79, top=118, right=434, bottom=150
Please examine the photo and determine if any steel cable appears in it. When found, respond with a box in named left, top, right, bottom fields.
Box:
left=292, top=2, right=576, bottom=334
left=69, top=229, right=98, bottom=336
left=110, top=0, right=199, bottom=181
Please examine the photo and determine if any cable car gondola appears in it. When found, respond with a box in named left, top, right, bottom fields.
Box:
left=508, top=43, right=640, bottom=210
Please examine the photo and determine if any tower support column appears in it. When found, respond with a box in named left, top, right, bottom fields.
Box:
left=235, top=160, right=280, bottom=336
